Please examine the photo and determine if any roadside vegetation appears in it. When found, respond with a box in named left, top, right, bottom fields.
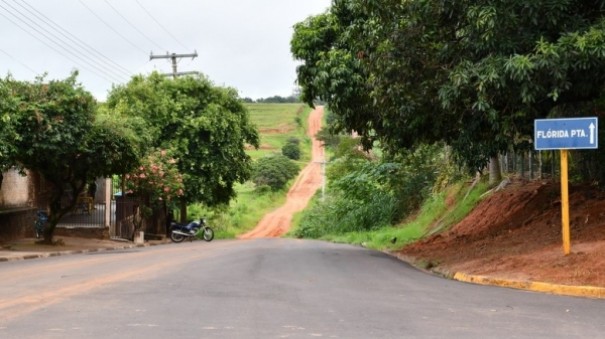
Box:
left=286, top=1, right=605, bottom=250
left=287, top=109, right=490, bottom=250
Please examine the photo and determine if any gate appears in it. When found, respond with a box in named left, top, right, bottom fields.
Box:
left=109, top=180, right=140, bottom=241
left=56, top=179, right=106, bottom=231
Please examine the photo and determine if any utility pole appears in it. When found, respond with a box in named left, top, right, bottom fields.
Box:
left=149, top=51, right=198, bottom=78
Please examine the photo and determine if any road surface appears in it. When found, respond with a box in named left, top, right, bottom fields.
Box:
left=1, top=240, right=604, bottom=338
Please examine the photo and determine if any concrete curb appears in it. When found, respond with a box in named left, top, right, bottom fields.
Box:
left=0, top=242, right=167, bottom=262
left=389, top=252, right=605, bottom=299
left=453, top=272, right=605, bottom=299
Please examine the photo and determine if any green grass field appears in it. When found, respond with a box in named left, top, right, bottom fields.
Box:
left=244, top=103, right=312, bottom=161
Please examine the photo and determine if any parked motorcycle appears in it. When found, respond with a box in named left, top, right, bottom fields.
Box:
left=34, top=210, right=48, bottom=239
left=170, top=219, right=214, bottom=243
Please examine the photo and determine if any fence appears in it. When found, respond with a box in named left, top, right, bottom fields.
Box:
left=499, top=151, right=559, bottom=180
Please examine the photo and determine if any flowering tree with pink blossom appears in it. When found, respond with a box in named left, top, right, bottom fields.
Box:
left=124, top=149, right=184, bottom=225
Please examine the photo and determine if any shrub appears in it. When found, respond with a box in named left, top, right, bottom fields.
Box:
left=287, top=137, right=300, bottom=145
left=282, top=142, right=301, bottom=160
left=252, top=154, right=299, bottom=190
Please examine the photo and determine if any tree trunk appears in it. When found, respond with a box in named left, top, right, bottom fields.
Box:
left=42, top=179, right=86, bottom=244
left=489, top=155, right=502, bottom=186
left=44, top=199, right=62, bottom=244
left=180, top=199, right=187, bottom=223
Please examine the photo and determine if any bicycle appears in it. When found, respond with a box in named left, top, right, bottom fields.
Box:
left=34, top=210, right=48, bottom=239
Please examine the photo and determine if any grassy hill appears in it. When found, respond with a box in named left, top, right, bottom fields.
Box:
left=188, top=103, right=314, bottom=238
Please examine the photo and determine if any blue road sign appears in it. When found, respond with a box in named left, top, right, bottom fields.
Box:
left=534, top=117, right=598, bottom=150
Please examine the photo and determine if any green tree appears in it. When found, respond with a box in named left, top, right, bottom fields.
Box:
left=106, top=73, right=259, bottom=219
left=252, top=154, right=299, bottom=191
left=4, top=74, right=140, bottom=243
left=291, top=11, right=377, bottom=150
left=0, top=78, right=19, bottom=187
left=293, top=0, right=605, bottom=183
left=281, top=139, right=301, bottom=160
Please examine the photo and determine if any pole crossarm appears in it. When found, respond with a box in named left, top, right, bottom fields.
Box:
left=149, top=50, right=198, bottom=78
left=160, top=71, right=199, bottom=77
left=149, top=51, right=198, bottom=61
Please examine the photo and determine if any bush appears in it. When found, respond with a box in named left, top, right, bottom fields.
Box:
left=282, top=142, right=301, bottom=160
left=293, top=143, right=447, bottom=239
left=287, top=137, right=300, bottom=145
left=252, top=154, right=299, bottom=190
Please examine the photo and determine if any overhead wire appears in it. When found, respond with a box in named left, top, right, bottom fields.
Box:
left=0, top=2, right=121, bottom=84
left=0, top=47, right=39, bottom=76
left=0, top=0, right=125, bottom=82
left=103, top=0, right=166, bottom=52
left=16, top=0, right=133, bottom=78
left=78, top=0, right=149, bottom=55
left=134, top=0, right=189, bottom=51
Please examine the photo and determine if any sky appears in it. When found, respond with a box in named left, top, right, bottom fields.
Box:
left=0, top=0, right=331, bottom=101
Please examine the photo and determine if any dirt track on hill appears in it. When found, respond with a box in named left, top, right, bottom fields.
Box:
left=239, top=106, right=324, bottom=239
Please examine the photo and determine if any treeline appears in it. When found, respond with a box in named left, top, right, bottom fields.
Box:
left=241, top=95, right=301, bottom=104
left=289, top=1, right=605, bottom=239
left=291, top=0, right=605, bottom=185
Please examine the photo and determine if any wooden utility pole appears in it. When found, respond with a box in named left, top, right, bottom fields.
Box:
left=149, top=51, right=198, bottom=78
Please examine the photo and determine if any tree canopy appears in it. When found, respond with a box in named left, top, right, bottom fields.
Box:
left=1, top=74, right=140, bottom=243
left=106, top=73, right=259, bottom=214
left=0, top=78, right=19, bottom=186
left=292, top=0, right=605, bottom=180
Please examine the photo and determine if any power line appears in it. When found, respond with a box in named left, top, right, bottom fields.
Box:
left=78, top=0, right=148, bottom=55
left=0, top=48, right=39, bottom=75
left=0, top=3, right=120, bottom=84
left=134, top=0, right=189, bottom=51
left=16, top=0, right=132, bottom=78
left=0, top=0, right=124, bottom=82
left=103, top=0, right=165, bottom=52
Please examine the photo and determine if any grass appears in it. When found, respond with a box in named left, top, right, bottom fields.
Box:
left=244, top=103, right=312, bottom=161
left=187, top=182, right=290, bottom=239
left=187, top=103, right=314, bottom=238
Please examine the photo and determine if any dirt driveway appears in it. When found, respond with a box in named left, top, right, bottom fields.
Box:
left=239, top=106, right=324, bottom=239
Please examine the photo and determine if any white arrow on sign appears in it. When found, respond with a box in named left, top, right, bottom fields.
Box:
left=589, top=123, right=596, bottom=144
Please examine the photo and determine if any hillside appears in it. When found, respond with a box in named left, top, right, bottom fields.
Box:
left=398, top=179, right=605, bottom=288
left=239, top=106, right=324, bottom=238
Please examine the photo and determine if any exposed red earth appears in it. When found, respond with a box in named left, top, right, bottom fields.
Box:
left=399, top=179, right=605, bottom=288
left=239, top=106, right=325, bottom=239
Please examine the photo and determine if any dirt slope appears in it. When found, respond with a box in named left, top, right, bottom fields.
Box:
left=239, top=106, right=324, bottom=239
left=398, top=179, right=605, bottom=287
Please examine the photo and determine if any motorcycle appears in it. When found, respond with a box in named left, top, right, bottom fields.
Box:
left=34, top=210, right=48, bottom=239
left=170, top=218, right=214, bottom=243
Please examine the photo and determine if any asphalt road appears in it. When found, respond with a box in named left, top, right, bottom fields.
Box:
left=0, top=239, right=604, bottom=338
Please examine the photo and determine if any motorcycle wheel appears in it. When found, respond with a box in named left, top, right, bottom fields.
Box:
left=170, top=231, right=185, bottom=243
left=202, top=227, right=214, bottom=242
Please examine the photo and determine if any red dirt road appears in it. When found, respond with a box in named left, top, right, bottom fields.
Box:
left=239, top=106, right=325, bottom=239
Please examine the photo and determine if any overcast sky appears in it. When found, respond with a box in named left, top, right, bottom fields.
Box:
left=0, top=0, right=331, bottom=101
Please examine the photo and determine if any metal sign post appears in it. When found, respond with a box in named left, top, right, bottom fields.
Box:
left=534, top=117, right=598, bottom=255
